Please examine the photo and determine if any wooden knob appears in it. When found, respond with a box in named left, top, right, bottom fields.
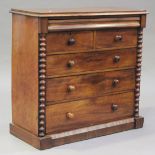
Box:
left=112, top=79, right=119, bottom=87
left=114, top=35, right=123, bottom=41
left=68, top=85, right=76, bottom=92
left=111, top=104, right=118, bottom=112
left=67, top=60, right=75, bottom=68
left=66, top=112, right=74, bottom=119
left=68, top=38, right=76, bottom=45
left=113, top=55, right=120, bottom=63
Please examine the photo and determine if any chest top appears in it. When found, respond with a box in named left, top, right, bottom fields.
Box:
left=11, top=7, right=147, bottom=17
left=10, top=8, right=147, bottom=33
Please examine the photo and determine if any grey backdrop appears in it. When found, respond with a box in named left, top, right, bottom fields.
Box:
left=0, top=0, right=154, bottom=154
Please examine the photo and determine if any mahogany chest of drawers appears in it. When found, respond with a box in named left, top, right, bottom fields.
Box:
left=10, top=8, right=147, bottom=149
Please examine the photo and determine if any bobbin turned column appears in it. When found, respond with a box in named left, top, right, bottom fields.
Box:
left=38, top=34, right=47, bottom=137
left=134, top=28, right=144, bottom=129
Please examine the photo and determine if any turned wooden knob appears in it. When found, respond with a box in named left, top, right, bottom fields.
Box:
left=111, top=104, right=118, bottom=112
left=68, top=85, right=76, bottom=92
left=66, top=112, right=74, bottom=119
left=67, top=60, right=75, bottom=68
left=113, top=55, right=120, bottom=63
left=114, top=35, right=123, bottom=41
left=68, top=38, right=76, bottom=45
left=112, top=79, right=119, bottom=87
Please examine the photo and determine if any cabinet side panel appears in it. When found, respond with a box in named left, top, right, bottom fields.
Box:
left=12, top=14, right=39, bottom=135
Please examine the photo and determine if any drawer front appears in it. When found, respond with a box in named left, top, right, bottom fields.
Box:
left=95, top=29, right=137, bottom=49
left=46, top=92, right=134, bottom=133
left=46, top=69, right=135, bottom=104
left=46, top=31, right=93, bottom=53
left=46, top=48, right=136, bottom=77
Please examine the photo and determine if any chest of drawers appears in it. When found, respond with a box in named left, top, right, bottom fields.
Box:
left=10, top=8, right=147, bottom=150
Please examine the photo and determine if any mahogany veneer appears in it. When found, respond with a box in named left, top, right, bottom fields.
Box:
left=10, top=8, right=147, bottom=150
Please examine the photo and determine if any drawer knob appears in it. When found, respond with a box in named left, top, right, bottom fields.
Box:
left=66, top=112, right=74, bottom=119
left=68, top=85, right=76, bottom=92
left=113, top=55, right=120, bottom=63
left=111, top=104, right=118, bottom=112
left=115, top=35, right=123, bottom=41
left=112, top=79, right=119, bottom=87
left=67, top=60, right=75, bottom=68
left=68, top=38, right=76, bottom=45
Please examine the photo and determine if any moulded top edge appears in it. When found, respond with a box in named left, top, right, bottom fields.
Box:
left=10, top=8, right=148, bottom=17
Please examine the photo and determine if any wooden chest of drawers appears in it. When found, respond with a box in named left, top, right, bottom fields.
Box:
left=10, top=8, right=147, bottom=149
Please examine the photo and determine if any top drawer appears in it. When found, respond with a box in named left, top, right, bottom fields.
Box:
left=95, top=29, right=137, bottom=49
left=47, top=28, right=137, bottom=54
left=46, top=29, right=137, bottom=53
left=46, top=31, right=93, bottom=53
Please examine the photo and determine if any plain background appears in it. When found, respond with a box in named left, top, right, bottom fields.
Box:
left=0, top=0, right=155, bottom=154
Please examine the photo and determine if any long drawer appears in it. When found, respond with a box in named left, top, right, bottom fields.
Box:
left=46, top=48, right=136, bottom=77
left=46, top=69, right=135, bottom=104
left=46, top=91, right=134, bottom=134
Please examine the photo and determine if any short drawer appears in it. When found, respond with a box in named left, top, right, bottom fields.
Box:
left=46, top=31, right=93, bottom=53
left=46, top=69, right=135, bottom=104
left=46, top=48, right=136, bottom=77
left=46, top=91, right=134, bottom=133
left=95, top=29, right=137, bottom=49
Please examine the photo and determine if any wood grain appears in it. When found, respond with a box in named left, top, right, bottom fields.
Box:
left=50, top=118, right=134, bottom=139
left=134, top=116, right=144, bottom=128
left=10, top=124, right=41, bottom=149
left=46, top=69, right=135, bottom=103
left=48, top=17, right=140, bottom=24
left=134, top=28, right=143, bottom=117
left=46, top=31, right=93, bottom=53
left=48, top=20, right=140, bottom=31
left=46, top=48, right=136, bottom=77
left=10, top=8, right=147, bottom=149
left=10, top=117, right=142, bottom=149
left=10, top=8, right=148, bottom=18
left=46, top=91, right=134, bottom=133
left=140, top=15, right=147, bottom=28
left=96, top=28, right=137, bottom=49
left=12, top=14, right=39, bottom=135
left=38, top=34, right=47, bottom=137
